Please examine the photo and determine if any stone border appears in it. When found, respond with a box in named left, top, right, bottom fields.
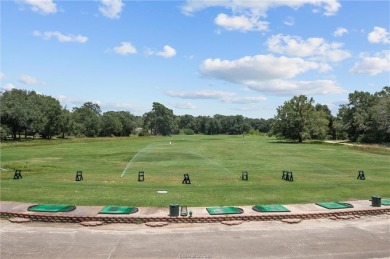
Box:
left=1, top=207, right=389, bottom=224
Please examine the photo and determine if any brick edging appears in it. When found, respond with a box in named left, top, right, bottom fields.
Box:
left=1, top=207, right=389, bottom=224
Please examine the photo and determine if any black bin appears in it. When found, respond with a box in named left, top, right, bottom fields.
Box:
left=169, top=204, right=179, bottom=216
left=372, top=196, right=381, bottom=207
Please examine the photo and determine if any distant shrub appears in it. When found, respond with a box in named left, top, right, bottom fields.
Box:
left=181, top=128, right=195, bottom=135
left=138, top=130, right=150, bottom=137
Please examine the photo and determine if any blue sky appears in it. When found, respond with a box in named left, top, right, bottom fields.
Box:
left=1, top=0, right=389, bottom=118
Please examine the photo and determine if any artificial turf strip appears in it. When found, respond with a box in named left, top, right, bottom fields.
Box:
left=206, top=207, right=243, bottom=215
left=315, top=202, right=354, bottom=209
left=98, top=206, right=138, bottom=214
left=252, top=205, right=290, bottom=213
left=381, top=199, right=390, bottom=206
left=27, top=204, right=76, bottom=212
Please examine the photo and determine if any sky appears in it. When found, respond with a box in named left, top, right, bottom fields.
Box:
left=1, top=0, right=389, bottom=119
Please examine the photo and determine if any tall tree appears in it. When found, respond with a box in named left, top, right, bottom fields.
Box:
left=29, top=92, right=63, bottom=139
left=117, top=111, right=137, bottom=136
left=0, top=89, right=31, bottom=139
left=337, top=91, right=378, bottom=142
left=100, top=111, right=123, bottom=137
left=143, top=102, right=176, bottom=136
left=58, top=108, right=75, bottom=138
left=372, top=87, right=390, bottom=142
left=72, top=102, right=101, bottom=137
left=270, top=95, right=327, bottom=142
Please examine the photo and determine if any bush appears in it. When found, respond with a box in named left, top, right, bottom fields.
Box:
left=138, top=129, right=150, bottom=137
left=0, top=126, right=10, bottom=140
left=181, top=128, right=195, bottom=135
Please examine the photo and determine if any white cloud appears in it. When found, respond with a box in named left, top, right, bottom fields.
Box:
left=157, top=45, right=176, bottom=58
left=19, top=74, right=39, bottom=85
left=214, top=13, right=268, bottom=31
left=99, top=0, right=124, bottom=19
left=33, top=31, right=88, bottom=43
left=182, top=0, right=341, bottom=32
left=167, top=89, right=266, bottom=104
left=146, top=45, right=176, bottom=58
left=245, top=79, right=344, bottom=95
left=106, top=102, right=142, bottom=113
left=20, top=0, right=57, bottom=15
left=368, top=27, right=390, bottom=44
left=199, top=54, right=344, bottom=95
left=267, top=34, right=351, bottom=62
left=350, top=50, right=390, bottom=75
left=334, top=27, right=348, bottom=37
left=224, top=96, right=267, bottom=104
left=182, top=0, right=340, bottom=16
left=200, top=54, right=326, bottom=82
left=174, top=102, right=197, bottom=109
left=0, top=72, right=4, bottom=81
left=2, top=83, right=16, bottom=91
left=167, top=90, right=235, bottom=100
left=112, top=42, right=137, bottom=55
left=283, top=16, right=295, bottom=26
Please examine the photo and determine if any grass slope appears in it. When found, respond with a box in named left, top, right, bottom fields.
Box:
left=1, top=135, right=389, bottom=207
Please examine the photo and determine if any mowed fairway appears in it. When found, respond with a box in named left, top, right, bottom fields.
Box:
left=1, top=135, right=389, bottom=207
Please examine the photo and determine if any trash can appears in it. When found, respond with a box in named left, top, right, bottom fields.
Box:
left=372, top=196, right=381, bottom=207
left=169, top=204, right=179, bottom=216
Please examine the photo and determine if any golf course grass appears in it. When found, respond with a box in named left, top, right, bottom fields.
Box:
left=1, top=135, right=389, bottom=207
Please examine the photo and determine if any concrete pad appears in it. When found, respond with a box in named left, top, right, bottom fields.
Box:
left=0, top=201, right=33, bottom=213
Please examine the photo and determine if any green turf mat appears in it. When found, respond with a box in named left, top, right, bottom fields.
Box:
left=315, top=202, right=353, bottom=209
left=28, top=204, right=76, bottom=212
left=381, top=199, right=390, bottom=206
left=252, top=205, right=290, bottom=212
left=206, top=207, right=243, bottom=215
left=98, top=206, right=138, bottom=214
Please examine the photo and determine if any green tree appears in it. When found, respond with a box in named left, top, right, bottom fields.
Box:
left=72, top=102, right=101, bottom=137
left=337, top=91, right=378, bottom=142
left=58, top=108, right=75, bottom=138
left=270, top=95, right=325, bottom=142
left=315, top=104, right=335, bottom=139
left=0, top=89, right=31, bottom=139
left=100, top=111, right=123, bottom=137
left=29, top=92, right=63, bottom=139
left=372, top=87, right=390, bottom=142
left=143, top=102, right=176, bottom=136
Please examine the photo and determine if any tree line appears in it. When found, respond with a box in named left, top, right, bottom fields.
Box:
left=0, top=89, right=271, bottom=140
left=1, top=87, right=389, bottom=143
left=270, top=86, right=389, bottom=143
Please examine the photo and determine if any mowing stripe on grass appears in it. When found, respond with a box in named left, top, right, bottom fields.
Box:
left=98, top=206, right=138, bottom=214
left=120, top=143, right=155, bottom=177
left=189, top=151, right=239, bottom=178
left=315, top=202, right=354, bottom=209
left=252, top=205, right=290, bottom=212
left=28, top=204, right=76, bottom=212
left=206, top=207, right=243, bottom=215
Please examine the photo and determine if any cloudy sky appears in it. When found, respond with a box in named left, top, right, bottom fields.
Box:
left=1, top=0, right=389, bottom=118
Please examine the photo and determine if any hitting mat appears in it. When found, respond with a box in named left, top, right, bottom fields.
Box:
left=98, top=206, right=138, bottom=214
left=381, top=199, right=390, bottom=206
left=28, top=204, right=76, bottom=212
left=252, top=204, right=290, bottom=213
left=315, top=202, right=354, bottom=209
left=206, top=207, right=243, bottom=215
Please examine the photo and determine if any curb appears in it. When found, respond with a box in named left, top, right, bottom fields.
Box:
left=1, top=207, right=389, bottom=224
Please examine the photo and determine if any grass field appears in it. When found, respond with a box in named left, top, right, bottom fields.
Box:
left=1, top=135, right=389, bottom=207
